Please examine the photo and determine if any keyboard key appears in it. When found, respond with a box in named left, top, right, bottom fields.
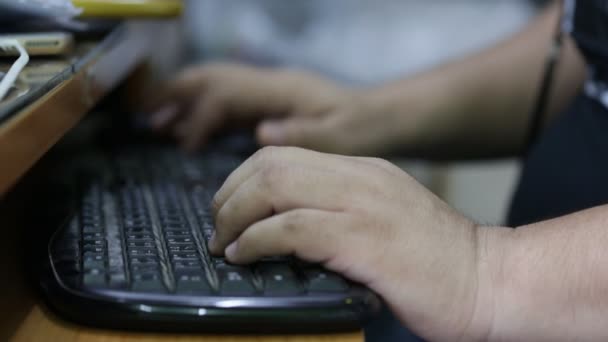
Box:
left=212, top=257, right=228, bottom=267
left=173, top=260, right=203, bottom=270
left=124, top=219, right=147, bottom=228
left=167, top=237, right=193, bottom=245
left=165, top=230, right=191, bottom=238
left=128, top=241, right=154, bottom=248
left=123, top=214, right=146, bottom=222
left=126, top=233, right=153, bottom=241
left=84, top=249, right=104, bottom=257
left=83, top=239, right=106, bottom=248
left=171, top=253, right=199, bottom=262
left=81, top=217, right=101, bottom=226
left=175, top=273, right=212, bottom=294
left=83, top=253, right=105, bottom=270
left=83, top=269, right=106, bottom=288
left=82, top=225, right=103, bottom=233
left=258, top=264, right=302, bottom=296
left=160, top=214, right=182, bottom=222
left=128, top=248, right=157, bottom=257
left=304, top=270, right=348, bottom=293
left=130, top=256, right=159, bottom=267
left=82, top=244, right=104, bottom=253
left=130, top=264, right=160, bottom=273
left=124, top=227, right=151, bottom=234
left=132, top=273, right=166, bottom=293
left=83, top=233, right=104, bottom=240
left=108, top=271, right=128, bottom=289
left=216, top=265, right=256, bottom=296
left=168, top=244, right=196, bottom=253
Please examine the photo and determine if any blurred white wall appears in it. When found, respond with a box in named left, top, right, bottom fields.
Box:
left=182, top=0, right=540, bottom=224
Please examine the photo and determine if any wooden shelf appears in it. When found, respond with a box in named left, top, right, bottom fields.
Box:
left=0, top=22, right=157, bottom=196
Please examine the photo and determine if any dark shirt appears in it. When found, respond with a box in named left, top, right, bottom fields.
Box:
left=508, top=0, right=608, bottom=226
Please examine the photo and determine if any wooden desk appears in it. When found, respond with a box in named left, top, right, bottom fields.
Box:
left=12, top=306, right=360, bottom=342
left=0, top=21, right=363, bottom=342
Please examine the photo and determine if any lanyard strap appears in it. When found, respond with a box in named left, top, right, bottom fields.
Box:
left=524, top=2, right=566, bottom=152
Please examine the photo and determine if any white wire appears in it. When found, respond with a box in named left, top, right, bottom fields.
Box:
left=0, top=39, right=30, bottom=101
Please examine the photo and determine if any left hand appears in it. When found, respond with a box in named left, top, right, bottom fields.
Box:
left=209, top=146, right=489, bottom=341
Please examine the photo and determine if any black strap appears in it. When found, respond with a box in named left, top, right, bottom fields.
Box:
left=524, top=3, right=566, bottom=153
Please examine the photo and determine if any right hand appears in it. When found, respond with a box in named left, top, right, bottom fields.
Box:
left=207, top=146, right=491, bottom=342
left=148, top=63, right=408, bottom=155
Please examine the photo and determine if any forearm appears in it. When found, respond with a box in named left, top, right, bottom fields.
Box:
left=364, top=3, right=585, bottom=159
left=475, top=206, right=608, bottom=341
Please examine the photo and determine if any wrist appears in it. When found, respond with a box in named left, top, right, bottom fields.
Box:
left=356, top=84, right=426, bottom=155
left=361, top=75, right=457, bottom=156
left=370, top=216, right=509, bottom=342
left=465, top=225, right=514, bottom=341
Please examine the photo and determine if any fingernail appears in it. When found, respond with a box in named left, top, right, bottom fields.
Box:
left=225, top=241, right=238, bottom=260
left=258, top=122, right=285, bottom=145
left=150, top=104, right=179, bottom=129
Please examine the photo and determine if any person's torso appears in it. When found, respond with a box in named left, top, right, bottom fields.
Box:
left=507, top=0, right=608, bottom=226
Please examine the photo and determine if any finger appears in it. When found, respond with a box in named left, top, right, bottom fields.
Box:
left=209, top=164, right=348, bottom=254
left=149, top=103, right=181, bottom=131
left=212, top=146, right=355, bottom=217
left=145, top=67, right=207, bottom=114
left=223, top=209, right=344, bottom=265
left=256, top=116, right=334, bottom=150
left=175, top=92, right=226, bottom=152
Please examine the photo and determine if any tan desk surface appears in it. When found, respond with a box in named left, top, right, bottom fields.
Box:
left=11, top=306, right=362, bottom=342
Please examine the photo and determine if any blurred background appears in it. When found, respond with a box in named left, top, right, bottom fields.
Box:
left=177, top=0, right=550, bottom=225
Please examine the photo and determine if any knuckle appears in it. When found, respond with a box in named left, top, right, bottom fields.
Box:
left=260, top=145, right=281, bottom=155
left=372, top=157, right=394, bottom=169
left=248, top=149, right=271, bottom=174
left=366, top=157, right=399, bottom=172
left=258, top=163, right=282, bottom=191
left=252, top=146, right=298, bottom=188
left=254, top=146, right=283, bottom=165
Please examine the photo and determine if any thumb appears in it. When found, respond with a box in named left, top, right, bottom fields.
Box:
left=256, top=117, right=326, bottom=148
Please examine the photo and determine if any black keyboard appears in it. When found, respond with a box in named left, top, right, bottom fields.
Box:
left=40, top=139, right=380, bottom=333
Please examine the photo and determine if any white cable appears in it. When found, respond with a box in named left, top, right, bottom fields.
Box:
left=0, top=38, right=29, bottom=101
